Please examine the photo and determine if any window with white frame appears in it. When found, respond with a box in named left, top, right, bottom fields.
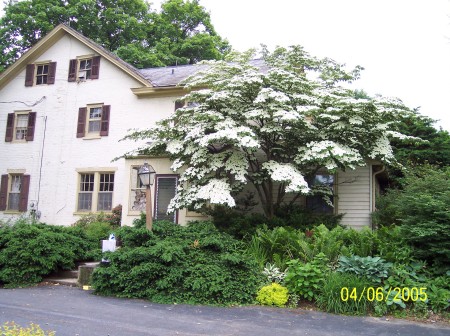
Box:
left=130, top=167, right=146, bottom=212
left=77, top=172, right=114, bottom=212
left=15, top=114, right=29, bottom=140
left=35, top=64, right=49, bottom=85
left=76, top=104, right=110, bottom=138
left=88, top=106, right=102, bottom=134
left=8, top=175, right=22, bottom=211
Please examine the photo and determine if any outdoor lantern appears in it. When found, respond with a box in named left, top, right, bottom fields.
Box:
left=138, top=162, right=156, bottom=187
left=138, top=162, right=156, bottom=231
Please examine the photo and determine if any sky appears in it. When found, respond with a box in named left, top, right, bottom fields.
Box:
left=1, top=0, right=449, bottom=130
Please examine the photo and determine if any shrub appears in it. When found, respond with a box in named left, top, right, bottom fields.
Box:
left=262, top=263, right=286, bottom=283
left=210, top=204, right=343, bottom=240
left=105, top=204, right=122, bottom=227
left=316, top=272, right=373, bottom=315
left=256, top=283, right=289, bottom=307
left=92, top=221, right=264, bottom=305
left=373, top=165, right=450, bottom=271
left=284, top=253, right=328, bottom=301
left=338, top=255, right=392, bottom=284
left=0, top=322, right=55, bottom=336
left=0, top=222, right=95, bottom=287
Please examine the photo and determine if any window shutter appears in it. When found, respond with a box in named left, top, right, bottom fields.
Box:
left=19, top=175, right=30, bottom=212
left=68, top=59, right=77, bottom=82
left=47, top=62, right=57, bottom=84
left=175, top=101, right=184, bottom=111
left=90, top=56, right=100, bottom=79
left=25, top=64, right=35, bottom=86
left=100, top=105, right=110, bottom=136
left=26, top=112, right=37, bottom=141
left=5, top=113, right=15, bottom=142
left=0, top=175, right=8, bottom=211
left=76, top=107, right=87, bottom=138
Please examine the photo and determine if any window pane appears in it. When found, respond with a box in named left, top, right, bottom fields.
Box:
left=78, top=193, right=92, bottom=211
left=80, top=174, right=94, bottom=191
left=8, top=193, right=20, bottom=211
left=99, top=173, right=114, bottom=192
left=97, top=192, right=112, bottom=211
left=306, top=174, right=334, bottom=213
left=89, top=107, right=102, bottom=119
left=88, top=120, right=101, bottom=132
left=10, top=175, right=22, bottom=192
left=155, top=177, right=177, bottom=222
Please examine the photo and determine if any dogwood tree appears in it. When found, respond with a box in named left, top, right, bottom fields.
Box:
left=124, top=46, right=414, bottom=218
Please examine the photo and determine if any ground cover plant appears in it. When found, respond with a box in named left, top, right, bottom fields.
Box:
left=0, top=321, right=55, bottom=336
left=0, top=218, right=97, bottom=287
left=92, top=220, right=264, bottom=305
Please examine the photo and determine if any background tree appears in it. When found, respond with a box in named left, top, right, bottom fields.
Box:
left=0, top=0, right=230, bottom=71
left=124, top=46, right=414, bottom=218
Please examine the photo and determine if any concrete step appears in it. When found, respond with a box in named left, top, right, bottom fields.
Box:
left=43, top=262, right=100, bottom=287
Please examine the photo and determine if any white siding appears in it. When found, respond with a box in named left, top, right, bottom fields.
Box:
left=336, top=166, right=372, bottom=229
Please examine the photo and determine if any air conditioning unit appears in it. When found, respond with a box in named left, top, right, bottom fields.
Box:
left=78, top=70, right=87, bottom=81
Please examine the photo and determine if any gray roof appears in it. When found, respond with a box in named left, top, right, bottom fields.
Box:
left=138, top=63, right=209, bottom=87
left=138, top=59, right=268, bottom=88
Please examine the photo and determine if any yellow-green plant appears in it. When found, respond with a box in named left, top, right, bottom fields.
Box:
left=0, top=321, right=55, bottom=336
left=256, top=283, right=289, bottom=307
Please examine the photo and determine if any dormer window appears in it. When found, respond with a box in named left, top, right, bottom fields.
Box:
left=24, top=62, right=56, bottom=86
left=68, top=56, right=100, bottom=82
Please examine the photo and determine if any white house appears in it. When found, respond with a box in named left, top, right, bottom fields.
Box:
left=0, top=24, right=384, bottom=229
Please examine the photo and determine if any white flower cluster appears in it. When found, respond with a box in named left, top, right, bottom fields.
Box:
left=262, top=161, right=309, bottom=193
left=296, top=141, right=363, bottom=168
left=196, top=179, right=236, bottom=207
left=254, top=88, right=290, bottom=104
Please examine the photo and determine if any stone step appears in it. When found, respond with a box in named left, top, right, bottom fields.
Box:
left=43, top=262, right=100, bottom=287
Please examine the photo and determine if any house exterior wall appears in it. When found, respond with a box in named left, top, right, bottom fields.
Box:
left=336, top=165, right=373, bottom=229
left=0, top=34, right=182, bottom=225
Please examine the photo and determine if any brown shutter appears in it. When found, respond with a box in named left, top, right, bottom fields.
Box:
left=26, top=112, right=37, bottom=141
left=5, top=113, right=15, bottom=142
left=0, top=175, right=8, bottom=211
left=77, top=107, right=87, bottom=138
left=175, top=100, right=184, bottom=111
left=68, top=59, right=77, bottom=82
left=25, top=64, right=35, bottom=86
left=19, top=175, right=30, bottom=212
left=100, top=105, right=110, bottom=136
left=47, top=62, right=57, bottom=84
left=90, top=56, right=100, bottom=79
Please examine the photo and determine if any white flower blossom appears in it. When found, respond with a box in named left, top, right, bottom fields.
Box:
left=263, top=161, right=309, bottom=193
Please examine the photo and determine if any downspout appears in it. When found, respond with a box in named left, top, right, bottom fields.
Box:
left=371, top=165, right=386, bottom=230
left=36, top=115, right=48, bottom=217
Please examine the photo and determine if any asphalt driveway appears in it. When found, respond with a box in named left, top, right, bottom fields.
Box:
left=0, top=285, right=449, bottom=336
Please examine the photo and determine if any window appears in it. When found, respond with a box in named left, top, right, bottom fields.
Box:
left=68, top=56, right=100, bottom=82
left=77, top=172, right=114, bottom=212
left=76, top=104, right=111, bottom=138
left=306, top=174, right=335, bottom=213
left=0, top=174, right=30, bottom=212
left=5, top=112, right=37, bottom=142
left=130, top=167, right=146, bottom=212
left=25, top=62, right=56, bottom=86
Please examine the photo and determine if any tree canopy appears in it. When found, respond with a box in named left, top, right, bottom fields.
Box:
left=124, top=46, right=415, bottom=218
left=0, top=0, right=230, bottom=71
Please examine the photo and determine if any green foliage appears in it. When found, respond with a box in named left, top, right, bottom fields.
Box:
left=0, top=321, right=55, bottom=336
left=284, top=253, right=328, bottom=301
left=92, top=221, right=264, bottom=305
left=338, top=255, right=392, bottom=284
left=211, top=205, right=343, bottom=240
left=262, top=263, right=286, bottom=283
left=316, top=272, right=373, bottom=315
left=256, top=283, right=289, bottom=307
left=373, top=226, right=413, bottom=264
left=374, top=165, right=450, bottom=271
left=427, top=284, right=450, bottom=313
left=246, top=224, right=376, bottom=270
left=0, top=222, right=95, bottom=287
left=391, top=110, right=450, bottom=168
left=0, top=0, right=230, bottom=71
